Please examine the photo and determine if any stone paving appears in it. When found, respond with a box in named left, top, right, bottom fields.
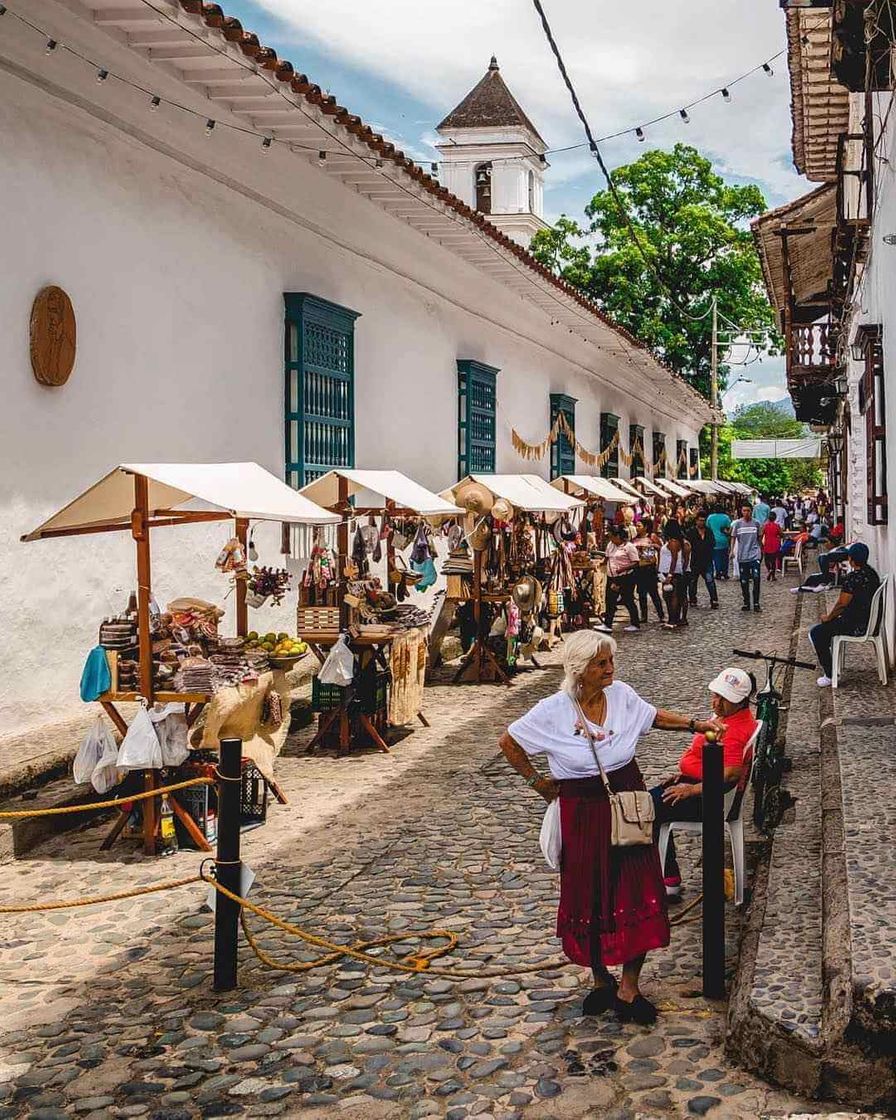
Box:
left=0, top=576, right=857, bottom=1119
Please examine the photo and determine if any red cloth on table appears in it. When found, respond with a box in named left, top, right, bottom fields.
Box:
left=557, top=761, right=669, bottom=968
left=678, top=706, right=756, bottom=782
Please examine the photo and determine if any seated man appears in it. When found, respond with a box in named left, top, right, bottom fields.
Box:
left=810, top=542, right=881, bottom=687
left=650, top=668, right=757, bottom=898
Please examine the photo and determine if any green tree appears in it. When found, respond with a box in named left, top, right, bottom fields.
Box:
left=531, top=144, right=777, bottom=398
left=699, top=402, right=823, bottom=494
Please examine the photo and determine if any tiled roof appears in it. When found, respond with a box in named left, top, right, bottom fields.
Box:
left=785, top=5, right=850, bottom=182
left=436, top=57, right=545, bottom=144
left=83, top=0, right=710, bottom=419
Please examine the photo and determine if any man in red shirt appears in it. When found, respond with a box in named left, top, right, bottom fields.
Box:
left=650, top=667, right=757, bottom=897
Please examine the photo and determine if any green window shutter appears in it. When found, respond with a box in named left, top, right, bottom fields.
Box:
left=284, top=294, right=360, bottom=488
left=550, top=393, right=577, bottom=480
left=652, top=430, right=666, bottom=475
left=629, top=423, right=645, bottom=477
left=457, top=361, right=498, bottom=478
left=676, top=439, right=688, bottom=479
left=599, top=412, right=620, bottom=479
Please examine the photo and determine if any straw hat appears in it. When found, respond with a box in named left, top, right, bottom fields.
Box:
left=491, top=497, right=515, bottom=523
left=511, top=575, right=543, bottom=614
left=468, top=518, right=492, bottom=551
left=456, top=480, right=494, bottom=516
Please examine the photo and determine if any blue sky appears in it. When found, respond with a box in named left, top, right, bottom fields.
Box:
left=221, top=0, right=807, bottom=411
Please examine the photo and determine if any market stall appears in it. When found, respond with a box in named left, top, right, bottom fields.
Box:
left=610, top=477, right=646, bottom=501
left=439, top=475, right=583, bottom=683
left=632, top=475, right=671, bottom=499
left=296, top=469, right=462, bottom=753
left=23, top=462, right=338, bottom=855
left=652, top=477, right=694, bottom=501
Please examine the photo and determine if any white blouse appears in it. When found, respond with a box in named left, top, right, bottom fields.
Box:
left=507, top=683, right=657, bottom=780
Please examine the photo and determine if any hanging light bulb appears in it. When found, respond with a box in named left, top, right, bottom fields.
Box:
left=375, top=157, right=384, bottom=168
left=762, top=63, right=774, bottom=76
left=96, top=68, right=109, bottom=83
left=317, top=150, right=327, bottom=165
left=636, top=127, right=645, bottom=142
left=261, top=136, right=272, bottom=152
left=679, top=108, right=690, bottom=124
left=204, top=118, right=216, bottom=138
left=0, top=5, right=9, bottom=15
left=150, top=95, right=161, bottom=111
left=248, top=531, right=258, bottom=562
left=721, top=87, right=731, bottom=102
left=45, top=38, right=58, bottom=54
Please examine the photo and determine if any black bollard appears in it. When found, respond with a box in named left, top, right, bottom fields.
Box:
left=213, top=736, right=242, bottom=991
left=702, top=730, right=725, bottom=1000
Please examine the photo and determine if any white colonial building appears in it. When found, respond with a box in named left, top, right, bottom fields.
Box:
left=0, top=0, right=710, bottom=746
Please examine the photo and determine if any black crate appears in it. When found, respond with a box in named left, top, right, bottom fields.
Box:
left=240, top=763, right=268, bottom=828
left=359, top=669, right=390, bottom=715
left=312, top=676, right=345, bottom=712
left=173, top=783, right=218, bottom=849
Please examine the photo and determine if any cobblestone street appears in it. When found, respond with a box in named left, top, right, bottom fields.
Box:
left=0, top=578, right=855, bottom=1120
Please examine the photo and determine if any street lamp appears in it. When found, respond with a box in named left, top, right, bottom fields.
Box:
left=721, top=376, right=752, bottom=404
left=827, top=431, right=844, bottom=455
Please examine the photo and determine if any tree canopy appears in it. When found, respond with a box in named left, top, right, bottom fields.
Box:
left=701, top=401, right=823, bottom=495
left=530, top=144, right=777, bottom=398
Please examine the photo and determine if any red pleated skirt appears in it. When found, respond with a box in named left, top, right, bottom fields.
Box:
left=557, top=760, right=670, bottom=967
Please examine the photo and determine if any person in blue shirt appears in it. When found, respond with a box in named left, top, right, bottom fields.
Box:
left=752, top=495, right=771, bottom=525
left=705, top=505, right=732, bottom=579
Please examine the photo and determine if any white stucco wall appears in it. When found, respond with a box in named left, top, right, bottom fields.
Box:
left=0, top=7, right=706, bottom=743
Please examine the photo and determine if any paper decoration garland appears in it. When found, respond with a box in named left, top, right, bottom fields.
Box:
left=511, top=415, right=677, bottom=477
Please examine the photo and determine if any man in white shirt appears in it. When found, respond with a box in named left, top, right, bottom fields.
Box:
left=598, top=524, right=641, bottom=633
left=771, top=501, right=788, bottom=529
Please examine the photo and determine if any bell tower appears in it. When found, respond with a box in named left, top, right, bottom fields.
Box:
left=435, top=57, right=549, bottom=248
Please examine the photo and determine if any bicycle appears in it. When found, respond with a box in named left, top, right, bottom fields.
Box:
left=732, top=648, right=815, bottom=834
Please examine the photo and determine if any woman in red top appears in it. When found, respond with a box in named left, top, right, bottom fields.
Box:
left=761, top=511, right=783, bottom=581
left=649, top=668, right=756, bottom=897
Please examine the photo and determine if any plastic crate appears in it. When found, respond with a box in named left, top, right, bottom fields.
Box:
left=359, top=669, right=390, bottom=715
left=173, top=783, right=218, bottom=848
left=240, top=763, right=268, bottom=828
left=312, top=676, right=346, bottom=712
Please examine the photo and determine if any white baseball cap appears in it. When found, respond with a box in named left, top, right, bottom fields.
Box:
left=707, top=667, right=752, bottom=704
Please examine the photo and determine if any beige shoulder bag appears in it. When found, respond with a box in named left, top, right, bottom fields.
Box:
left=573, top=698, right=655, bottom=847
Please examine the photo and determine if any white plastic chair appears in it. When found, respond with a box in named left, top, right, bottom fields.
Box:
left=657, top=721, right=762, bottom=908
left=781, top=536, right=804, bottom=578
left=832, top=575, right=889, bottom=688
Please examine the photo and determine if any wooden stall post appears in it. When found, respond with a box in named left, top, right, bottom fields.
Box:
left=131, top=473, right=158, bottom=856
left=234, top=517, right=249, bottom=639
left=337, top=476, right=350, bottom=630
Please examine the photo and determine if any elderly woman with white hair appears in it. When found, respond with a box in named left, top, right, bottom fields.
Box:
left=498, top=630, right=723, bottom=1025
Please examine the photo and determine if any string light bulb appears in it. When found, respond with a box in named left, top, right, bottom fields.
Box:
left=636, top=127, right=645, bottom=142
left=375, top=157, right=384, bottom=168
left=96, top=68, right=109, bottom=83
left=721, top=87, right=731, bottom=102
left=261, top=136, right=272, bottom=151
left=0, top=5, right=8, bottom=15
left=317, top=150, right=327, bottom=165
left=45, top=38, right=58, bottom=54
left=762, top=63, right=774, bottom=76
left=679, top=108, right=690, bottom=124
left=204, top=118, right=215, bottom=138
left=149, top=95, right=161, bottom=111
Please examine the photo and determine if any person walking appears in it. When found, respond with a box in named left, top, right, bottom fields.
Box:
left=633, top=518, right=665, bottom=623
left=761, top=511, right=783, bottom=581
left=753, top=494, right=771, bottom=526
left=498, top=630, right=724, bottom=1023
left=687, top=512, right=719, bottom=608
left=706, top=504, right=732, bottom=580
left=599, top=525, right=641, bottom=633
left=659, top=520, right=691, bottom=629
left=730, top=503, right=762, bottom=612
left=809, top=543, right=881, bottom=687
left=771, top=499, right=788, bottom=530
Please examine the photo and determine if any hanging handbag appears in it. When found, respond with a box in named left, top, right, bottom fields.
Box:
left=572, top=698, right=655, bottom=847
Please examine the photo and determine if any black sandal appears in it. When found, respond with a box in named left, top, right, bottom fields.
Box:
left=582, top=977, right=618, bottom=1016
left=613, top=993, right=658, bottom=1025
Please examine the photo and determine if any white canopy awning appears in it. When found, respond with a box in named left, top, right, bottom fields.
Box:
left=684, top=479, right=721, bottom=496
left=23, top=462, right=339, bottom=541
left=299, top=469, right=462, bottom=516
left=609, top=478, right=643, bottom=500
left=444, top=474, right=583, bottom=513
left=632, top=476, right=670, bottom=498
left=652, top=477, right=693, bottom=499
left=552, top=476, right=638, bottom=504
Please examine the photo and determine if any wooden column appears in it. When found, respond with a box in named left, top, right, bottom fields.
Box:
left=337, top=475, right=350, bottom=629
left=131, top=473, right=157, bottom=856
left=234, top=517, right=249, bottom=638
left=385, top=500, right=396, bottom=592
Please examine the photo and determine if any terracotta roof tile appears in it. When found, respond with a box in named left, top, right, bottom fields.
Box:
left=170, top=0, right=707, bottom=413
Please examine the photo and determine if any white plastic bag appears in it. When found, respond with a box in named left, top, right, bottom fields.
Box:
left=91, top=725, right=125, bottom=794
left=149, top=703, right=189, bottom=767
left=73, top=717, right=108, bottom=785
left=117, top=705, right=164, bottom=771
left=539, top=798, right=562, bottom=871
left=318, top=634, right=355, bottom=687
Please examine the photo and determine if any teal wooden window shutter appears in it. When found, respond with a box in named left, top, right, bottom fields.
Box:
left=676, top=439, right=688, bottom=478
left=457, top=360, right=498, bottom=478
left=629, top=423, right=645, bottom=477
left=284, top=294, right=360, bottom=488
left=550, top=393, right=577, bottom=480
left=689, top=447, right=699, bottom=478
left=599, top=412, right=620, bottom=479
left=652, top=430, right=666, bottom=475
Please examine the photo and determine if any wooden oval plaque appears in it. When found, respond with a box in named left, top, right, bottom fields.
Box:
left=30, top=286, right=76, bottom=386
